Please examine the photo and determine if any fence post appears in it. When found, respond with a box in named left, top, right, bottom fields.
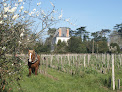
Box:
left=46, top=56, right=48, bottom=68
left=61, top=56, right=62, bottom=70
left=118, top=79, right=120, bottom=90
left=112, top=54, right=115, bottom=90
left=75, top=55, right=77, bottom=62
left=57, top=55, right=59, bottom=65
left=73, top=55, right=74, bottom=64
left=84, top=54, right=86, bottom=67
left=88, top=54, right=90, bottom=66
left=50, top=55, right=53, bottom=67
left=120, top=54, right=121, bottom=66
left=68, top=54, right=70, bottom=66
left=107, top=54, right=110, bottom=69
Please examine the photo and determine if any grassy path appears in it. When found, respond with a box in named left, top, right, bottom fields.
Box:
left=9, top=65, right=117, bottom=92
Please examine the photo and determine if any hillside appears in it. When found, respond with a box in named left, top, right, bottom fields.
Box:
left=9, top=65, right=118, bottom=92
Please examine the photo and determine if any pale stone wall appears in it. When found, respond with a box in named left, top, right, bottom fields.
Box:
left=56, top=37, right=70, bottom=44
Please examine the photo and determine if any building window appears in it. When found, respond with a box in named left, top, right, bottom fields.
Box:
left=62, top=34, right=65, bottom=37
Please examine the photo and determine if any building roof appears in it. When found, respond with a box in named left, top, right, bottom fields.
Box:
left=53, top=27, right=70, bottom=38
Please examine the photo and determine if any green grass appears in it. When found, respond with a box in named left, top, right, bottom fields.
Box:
left=2, top=54, right=122, bottom=92
left=8, top=65, right=119, bottom=92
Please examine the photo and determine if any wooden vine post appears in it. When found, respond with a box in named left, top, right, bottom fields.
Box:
left=112, top=54, right=115, bottom=90
left=118, top=79, right=120, bottom=90
left=68, top=54, right=70, bottom=66
left=50, top=55, right=53, bottom=67
left=120, top=54, right=121, bottom=66
left=84, top=54, right=86, bottom=67
left=107, top=54, right=110, bottom=69
left=88, top=54, right=90, bottom=66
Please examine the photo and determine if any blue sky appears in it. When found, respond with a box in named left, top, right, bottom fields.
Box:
left=28, top=0, right=122, bottom=37
left=49, top=0, right=122, bottom=33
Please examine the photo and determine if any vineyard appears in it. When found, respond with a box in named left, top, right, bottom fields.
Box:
left=20, top=54, right=122, bottom=90
left=3, top=53, right=122, bottom=92
left=40, top=54, right=122, bottom=75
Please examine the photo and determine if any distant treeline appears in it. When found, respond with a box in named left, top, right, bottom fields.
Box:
left=34, top=24, right=122, bottom=54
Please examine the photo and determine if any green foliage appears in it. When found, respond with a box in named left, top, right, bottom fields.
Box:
left=75, top=26, right=90, bottom=41
left=96, top=41, right=109, bottom=53
left=2, top=54, right=122, bottom=91
left=54, top=40, right=67, bottom=53
left=114, top=23, right=122, bottom=37
left=104, top=76, right=111, bottom=88
left=75, top=26, right=86, bottom=38
left=6, top=65, right=119, bottom=92
left=34, top=42, right=51, bottom=53
left=45, top=28, right=56, bottom=48
left=91, top=29, right=110, bottom=42
left=86, top=40, right=92, bottom=53
left=67, top=36, right=87, bottom=53
left=90, top=30, right=109, bottom=53
left=91, top=32, right=107, bottom=42
left=78, top=43, right=87, bottom=53
left=69, top=30, right=76, bottom=37
left=0, top=56, right=23, bottom=92
left=47, top=28, right=56, bottom=36
left=84, top=67, right=98, bottom=75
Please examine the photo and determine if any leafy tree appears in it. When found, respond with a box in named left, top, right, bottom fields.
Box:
left=34, top=41, right=51, bottom=54
left=86, top=40, right=92, bottom=53
left=100, top=29, right=111, bottom=37
left=54, top=40, right=67, bottom=53
left=76, top=27, right=86, bottom=37
left=69, top=30, right=76, bottom=37
left=114, top=23, right=122, bottom=37
left=91, top=31, right=108, bottom=42
left=45, top=28, right=56, bottom=47
left=47, top=28, right=56, bottom=37
left=96, top=41, right=109, bottom=53
left=74, top=26, right=90, bottom=42
left=75, top=27, right=86, bottom=39
left=91, top=29, right=110, bottom=42
left=83, top=31, right=90, bottom=42
left=67, top=36, right=87, bottom=53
